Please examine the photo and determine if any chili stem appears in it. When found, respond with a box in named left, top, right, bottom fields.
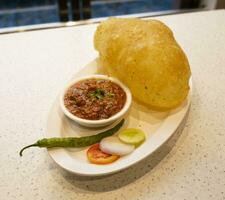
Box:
left=19, top=143, right=38, bottom=157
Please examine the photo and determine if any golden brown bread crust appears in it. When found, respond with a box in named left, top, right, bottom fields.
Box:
left=94, top=18, right=191, bottom=110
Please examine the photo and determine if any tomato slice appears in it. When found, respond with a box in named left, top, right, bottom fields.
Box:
left=87, top=143, right=119, bottom=164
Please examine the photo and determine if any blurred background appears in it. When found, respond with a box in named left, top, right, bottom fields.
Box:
left=0, top=0, right=224, bottom=29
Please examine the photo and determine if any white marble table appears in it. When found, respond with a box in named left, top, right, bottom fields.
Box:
left=0, top=10, right=225, bottom=200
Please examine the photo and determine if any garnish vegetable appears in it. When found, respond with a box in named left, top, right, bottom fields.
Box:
left=87, top=143, right=119, bottom=164
left=118, top=128, right=145, bottom=146
left=19, top=119, right=124, bottom=156
left=100, top=136, right=134, bottom=156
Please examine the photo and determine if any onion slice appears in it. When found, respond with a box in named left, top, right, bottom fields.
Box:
left=100, top=136, right=135, bottom=156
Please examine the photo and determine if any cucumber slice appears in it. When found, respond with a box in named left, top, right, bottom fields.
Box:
left=118, top=128, right=146, bottom=146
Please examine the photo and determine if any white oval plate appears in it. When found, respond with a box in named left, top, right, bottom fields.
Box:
left=47, top=59, right=191, bottom=176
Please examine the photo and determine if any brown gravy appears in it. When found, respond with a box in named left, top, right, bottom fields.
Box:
left=64, top=78, right=126, bottom=120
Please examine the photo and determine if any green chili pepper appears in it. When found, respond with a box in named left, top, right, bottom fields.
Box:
left=19, top=119, right=124, bottom=156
